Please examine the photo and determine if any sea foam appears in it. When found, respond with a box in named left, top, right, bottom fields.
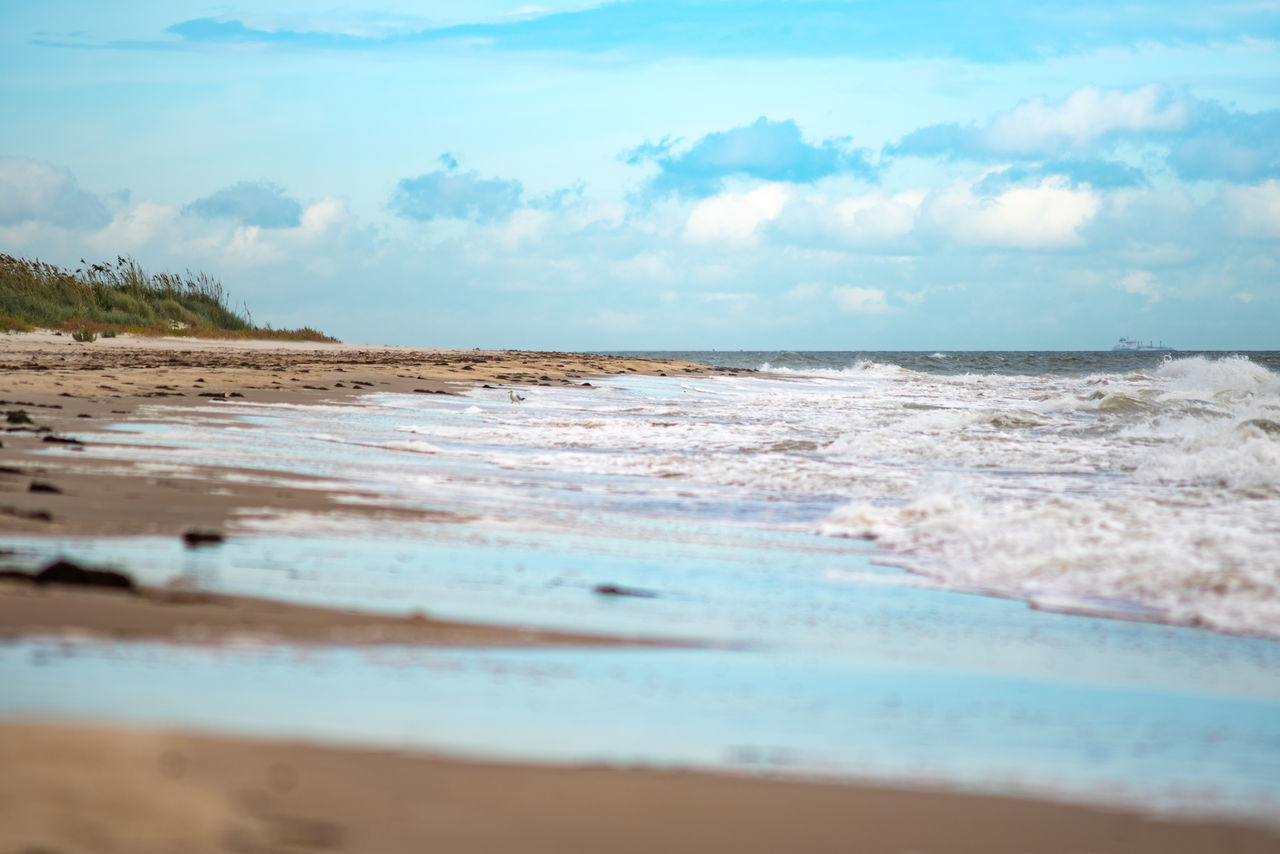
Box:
left=82, top=353, right=1280, bottom=637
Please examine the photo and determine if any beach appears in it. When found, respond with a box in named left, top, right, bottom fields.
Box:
left=5, top=723, right=1277, bottom=854
left=2, top=333, right=1279, bottom=853
left=0, top=331, right=738, bottom=536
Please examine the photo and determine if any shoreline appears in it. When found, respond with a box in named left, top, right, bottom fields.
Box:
left=0, top=575, right=686, bottom=648
left=4, top=332, right=1278, bottom=851
left=0, top=330, right=744, bottom=536
left=2, top=722, right=1276, bottom=854
left=0, top=330, right=731, bottom=648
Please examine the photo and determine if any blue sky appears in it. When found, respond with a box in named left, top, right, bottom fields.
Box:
left=1, top=1, right=1278, bottom=349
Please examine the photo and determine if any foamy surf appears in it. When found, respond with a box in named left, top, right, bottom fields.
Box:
left=14, top=350, right=1280, bottom=825
left=71, top=351, right=1280, bottom=638
left=805, top=354, right=1280, bottom=636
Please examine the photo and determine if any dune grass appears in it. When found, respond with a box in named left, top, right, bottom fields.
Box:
left=0, top=254, right=336, bottom=342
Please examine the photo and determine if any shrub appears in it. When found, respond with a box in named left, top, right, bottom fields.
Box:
left=0, top=253, right=337, bottom=342
left=71, top=329, right=97, bottom=343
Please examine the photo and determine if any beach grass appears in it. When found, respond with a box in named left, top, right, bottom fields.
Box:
left=0, top=253, right=337, bottom=342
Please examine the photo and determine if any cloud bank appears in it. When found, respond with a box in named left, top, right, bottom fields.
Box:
left=891, top=86, right=1280, bottom=184
left=391, top=161, right=524, bottom=223
left=628, top=117, right=872, bottom=197
left=185, top=181, right=303, bottom=228
left=0, top=157, right=110, bottom=229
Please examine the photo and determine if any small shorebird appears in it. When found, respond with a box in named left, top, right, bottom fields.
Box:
left=509, top=390, right=525, bottom=403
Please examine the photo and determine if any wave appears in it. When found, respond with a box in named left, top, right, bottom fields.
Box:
left=286, top=356, right=1280, bottom=638
left=796, top=354, right=1280, bottom=636
left=820, top=487, right=1280, bottom=638
left=759, top=360, right=916, bottom=379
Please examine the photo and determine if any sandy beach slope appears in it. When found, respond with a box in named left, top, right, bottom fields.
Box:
left=0, top=331, right=723, bottom=645
left=2, top=723, right=1277, bottom=854
left=3, top=332, right=1276, bottom=853
left=0, top=331, right=742, bottom=536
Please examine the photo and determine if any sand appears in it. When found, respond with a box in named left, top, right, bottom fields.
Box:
left=0, top=577, right=679, bottom=647
left=1, top=723, right=1276, bottom=854
left=0, top=331, right=721, bottom=646
left=2, top=331, right=1276, bottom=852
left=0, top=330, right=741, bottom=536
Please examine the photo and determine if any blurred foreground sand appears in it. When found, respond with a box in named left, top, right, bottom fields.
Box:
left=2, top=333, right=1276, bottom=853
left=3, top=723, right=1278, bottom=854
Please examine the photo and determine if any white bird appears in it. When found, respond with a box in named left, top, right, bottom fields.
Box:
left=509, top=390, right=525, bottom=403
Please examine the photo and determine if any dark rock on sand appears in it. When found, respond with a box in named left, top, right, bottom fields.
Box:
left=0, top=506, right=52, bottom=522
left=183, top=529, right=225, bottom=548
left=35, top=560, right=136, bottom=591
left=28, top=481, right=62, bottom=494
left=593, top=584, right=658, bottom=598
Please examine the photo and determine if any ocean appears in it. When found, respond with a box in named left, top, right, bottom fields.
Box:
left=612, top=350, right=1280, bottom=637
left=3, top=349, right=1280, bottom=820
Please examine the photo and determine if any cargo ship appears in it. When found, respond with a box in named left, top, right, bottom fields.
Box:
left=1111, top=337, right=1174, bottom=352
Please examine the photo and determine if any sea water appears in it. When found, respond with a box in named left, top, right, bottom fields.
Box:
left=3, top=350, right=1280, bottom=820
left=615, top=350, right=1280, bottom=636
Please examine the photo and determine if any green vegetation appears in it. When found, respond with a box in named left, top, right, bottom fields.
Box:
left=0, top=254, right=336, bottom=342
left=71, top=329, right=97, bottom=343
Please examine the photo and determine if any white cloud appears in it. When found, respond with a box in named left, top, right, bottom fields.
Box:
left=701, top=292, right=756, bottom=304
left=0, top=221, right=45, bottom=250
left=300, top=197, right=352, bottom=235
left=832, top=285, right=889, bottom=314
left=493, top=208, right=553, bottom=250
left=1119, top=270, right=1161, bottom=302
left=1232, top=292, right=1255, bottom=303
left=832, top=189, right=923, bottom=242
left=983, top=85, right=1191, bottom=155
left=226, top=225, right=287, bottom=265
left=74, top=192, right=374, bottom=271
left=87, top=202, right=180, bottom=253
left=770, top=188, right=922, bottom=251
left=926, top=175, right=1101, bottom=249
left=1221, top=180, right=1280, bottom=238
left=684, top=184, right=789, bottom=244
left=784, top=282, right=822, bottom=300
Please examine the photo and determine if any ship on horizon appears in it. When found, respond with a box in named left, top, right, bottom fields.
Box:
left=1112, top=337, right=1174, bottom=352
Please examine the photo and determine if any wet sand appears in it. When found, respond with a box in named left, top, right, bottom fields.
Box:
left=0, top=576, right=678, bottom=647
left=2, top=723, right=1276, bottom=854
left=0, top=332, right=721, bottom=646
left=0, top=331, right=740, bottom=536
left=3, top=332, right=1276, bottom=852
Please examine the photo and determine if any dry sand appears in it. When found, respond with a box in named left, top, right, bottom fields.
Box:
left=2, top=332, right=1275, bottom=853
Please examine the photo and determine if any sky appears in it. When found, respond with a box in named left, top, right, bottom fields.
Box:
left=1, top=1, right=1278, bottom=349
